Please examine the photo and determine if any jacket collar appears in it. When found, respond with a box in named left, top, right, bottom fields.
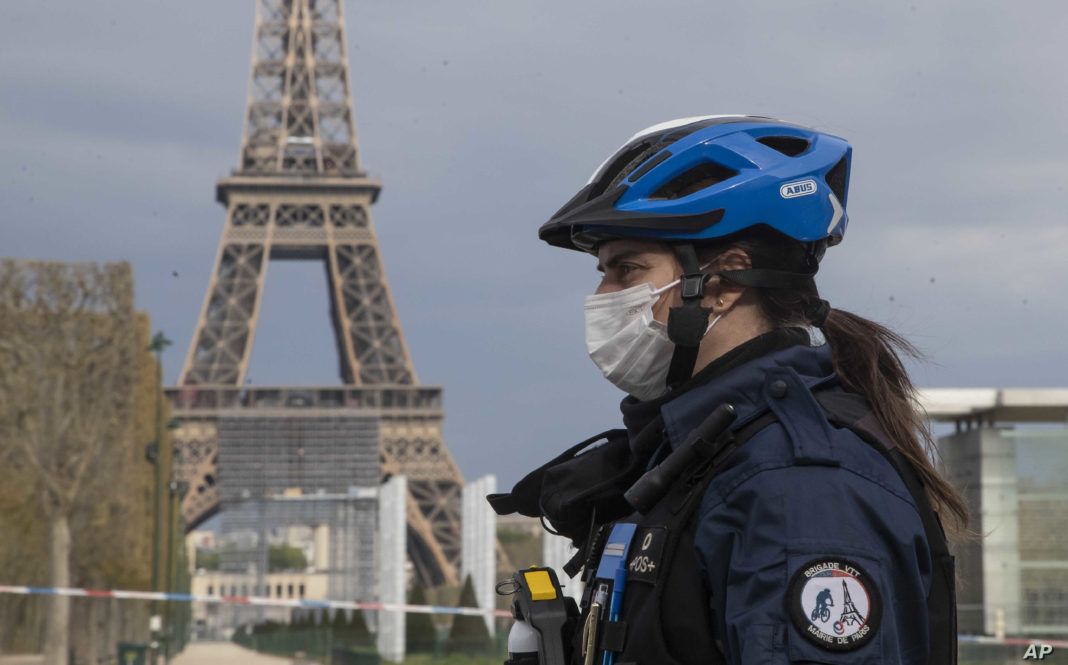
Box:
left=658, top=338, right=839, bottom=451
left=619, top=327, right=810, bottom=437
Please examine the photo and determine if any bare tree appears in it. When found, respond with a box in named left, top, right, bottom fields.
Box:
left=0, top=260, right=136, bottom=665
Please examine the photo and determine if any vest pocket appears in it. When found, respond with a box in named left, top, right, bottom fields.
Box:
left=738, top=624, right=783, bottom=664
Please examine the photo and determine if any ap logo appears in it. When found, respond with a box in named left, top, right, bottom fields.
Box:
left=1023, top=644, right=1055, bottom=660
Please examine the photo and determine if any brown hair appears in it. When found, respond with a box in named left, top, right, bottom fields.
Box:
left=695, top=229, right=969, bottom=537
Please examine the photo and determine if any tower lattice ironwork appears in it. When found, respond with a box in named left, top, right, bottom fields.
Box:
left=168, top=0, right=464, bottom=587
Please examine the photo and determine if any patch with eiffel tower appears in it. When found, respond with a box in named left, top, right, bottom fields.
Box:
left=787, top=556, right=882, bottom=652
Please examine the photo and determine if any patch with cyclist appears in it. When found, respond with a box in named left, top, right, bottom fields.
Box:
left=787, top=556, right=882, bottom=652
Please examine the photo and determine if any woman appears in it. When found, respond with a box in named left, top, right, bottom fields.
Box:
left=492, top=115, right=966, bottom=665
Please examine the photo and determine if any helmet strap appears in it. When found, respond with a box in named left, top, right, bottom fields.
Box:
left=666, top=243, right=713, bottom=389
left=663, top=244, right=820, bottom=391
left=709, top=266, right=816, bottom=289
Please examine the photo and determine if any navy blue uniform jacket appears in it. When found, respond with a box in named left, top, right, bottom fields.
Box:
left=649, top=340, right=933, bottom=664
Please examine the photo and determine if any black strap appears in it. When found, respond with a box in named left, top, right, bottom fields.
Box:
left=713, top=410, right=780, bottom=467
left=666, top=342, right=701, bottom=391
left=665, top=409, right=780, bottom=514
left=666, top=243, right=713, bottom=389
left=599, top=620, right=628, bottom=653
left=711, top=267, right=816, bottom=289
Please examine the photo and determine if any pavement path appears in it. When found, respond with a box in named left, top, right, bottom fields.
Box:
left=171, top=642, right=312, bottom=665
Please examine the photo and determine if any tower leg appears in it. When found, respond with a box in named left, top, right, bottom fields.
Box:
left=181, top=242, right=269, bottom=386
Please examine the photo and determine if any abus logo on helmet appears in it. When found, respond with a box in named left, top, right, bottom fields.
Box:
left=780, top=180, right=817, bottom=199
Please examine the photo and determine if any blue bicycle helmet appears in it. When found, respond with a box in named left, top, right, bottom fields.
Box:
left=538, top=115, right=851, bottom=252
left=540, top=115, right=852, bottom=393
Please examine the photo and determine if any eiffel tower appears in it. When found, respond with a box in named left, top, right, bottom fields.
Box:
left=165, top=0, right=463, bottom=587
left=838, top=580, right=865, bottom=627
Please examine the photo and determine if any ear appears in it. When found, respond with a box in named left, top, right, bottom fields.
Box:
left=703, top=248, right=752, bottom=312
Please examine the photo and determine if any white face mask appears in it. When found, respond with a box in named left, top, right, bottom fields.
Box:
left=584, top=277, right=721, bottom=401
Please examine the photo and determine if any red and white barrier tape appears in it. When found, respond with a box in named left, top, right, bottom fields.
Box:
left=3, top=585, right=1064, bottom=647
left=0, top=585, right=511, bottom=618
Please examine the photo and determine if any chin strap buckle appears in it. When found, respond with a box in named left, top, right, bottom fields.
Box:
left=679, top=273, right=707, bottom=300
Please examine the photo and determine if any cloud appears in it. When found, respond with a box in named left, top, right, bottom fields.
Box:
left=3, top=0, right=1068, bottom=489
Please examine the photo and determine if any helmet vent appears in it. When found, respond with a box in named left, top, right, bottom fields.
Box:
left=590, top=142, right=652, bottom=199
left=756, top=135, right=811, bottom=157
left=825, top=156, right=848, bottom=205
left=628, top=150, right=672, bottom=183
left=649, top=162, right=738, bottom=200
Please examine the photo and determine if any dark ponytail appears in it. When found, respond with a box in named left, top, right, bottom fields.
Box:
left=819, top=308, right=968, bottom=536
left=696, top=230, right=969, bottom=538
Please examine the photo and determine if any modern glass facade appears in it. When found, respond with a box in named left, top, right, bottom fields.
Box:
left=938, top=427, right=1068, bottom=638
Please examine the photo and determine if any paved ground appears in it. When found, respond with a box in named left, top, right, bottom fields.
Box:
left=0, top=643, right=312, bottom=665
left=171, top=642, right=309, bottom=665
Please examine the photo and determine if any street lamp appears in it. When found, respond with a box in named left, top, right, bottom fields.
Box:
left=166, top=475, right=189, bottom=659
left=165, top=423, right=184, bottom=603
left=146, top=331, right=172, bottom=621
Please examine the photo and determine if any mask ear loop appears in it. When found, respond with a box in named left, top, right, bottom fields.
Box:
left=651, top=260, right=714, bottom=298
left=704, top=313, right=722, bottom=334
left=651, top=279, right=680, bottom=296
left=702, top=266, right=727, bottom=333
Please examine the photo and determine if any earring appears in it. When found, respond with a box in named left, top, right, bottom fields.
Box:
left=716, top=298, right=724, bottom=307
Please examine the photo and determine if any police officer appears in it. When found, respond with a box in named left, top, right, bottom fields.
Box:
left=493, top=116, right=966, bottom=665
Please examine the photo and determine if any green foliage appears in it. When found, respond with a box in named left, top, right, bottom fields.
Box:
left=348, top=609, right=372, bottom=643
left=406, top=584, right=437, bottom=653
left=446, top=575, right=493, bottom=656
left=170, top=531, right=193, bottom=654
left=0, top=265, right=169, bottom=657
left=329, top=608, right=372, bottom=648
left=268, top=544, right=309, bottom=572
left=252, top=620, right=285, bottom=636
left=496, top=528, right=533, bottom=545
left=497, top=526, right=541, bottom=573
left=195, top=549, right=220, bottom=570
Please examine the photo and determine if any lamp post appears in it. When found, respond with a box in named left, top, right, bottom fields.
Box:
left=147, top=331, right=172, bottom=625
left=165, top=417, right=184, bottom=654
left=167, top=472, right=189, bottom=659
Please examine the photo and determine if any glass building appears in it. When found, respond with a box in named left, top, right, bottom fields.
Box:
left=922, top=389, right=1068, bottom=639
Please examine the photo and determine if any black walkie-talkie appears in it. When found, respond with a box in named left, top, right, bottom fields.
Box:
left=499, top=566, right=572, bottom=665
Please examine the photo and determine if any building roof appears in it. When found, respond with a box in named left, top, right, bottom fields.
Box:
left=918, top=388, right=1068, bottom=423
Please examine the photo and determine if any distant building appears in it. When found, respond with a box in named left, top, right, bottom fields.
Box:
left=922, top=388, right=1068, bottom=638
left=191, top=571, right=329, bottom=638
left=188, top=523, right=336, bottom=638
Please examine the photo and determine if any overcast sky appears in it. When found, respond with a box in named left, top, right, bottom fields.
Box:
left=2, top=1, right=1066, bottom=490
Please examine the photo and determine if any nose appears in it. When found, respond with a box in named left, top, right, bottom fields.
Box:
left=594, top=276, right=623, bottom=295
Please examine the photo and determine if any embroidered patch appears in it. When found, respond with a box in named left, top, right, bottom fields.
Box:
left=625, top=527, right=666, bottom=584
left=787, top=557, right=881, bottom=652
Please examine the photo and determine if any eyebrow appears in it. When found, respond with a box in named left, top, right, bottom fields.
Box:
left=596, top=250, right=645, bottom=273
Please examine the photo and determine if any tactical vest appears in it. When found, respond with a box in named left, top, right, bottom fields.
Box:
left=571, top=391, right=957, bottom=665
